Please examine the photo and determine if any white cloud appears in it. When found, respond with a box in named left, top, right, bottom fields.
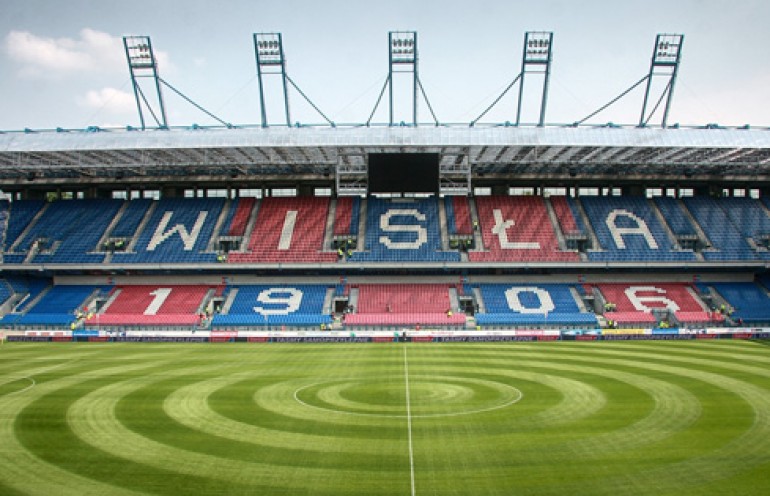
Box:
left=4, top=28, right=170, bottom=77
left=77, top=87, right=136, bottom=115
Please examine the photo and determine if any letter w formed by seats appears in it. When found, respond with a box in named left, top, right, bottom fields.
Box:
left=147, top=211, right=208, bottom=251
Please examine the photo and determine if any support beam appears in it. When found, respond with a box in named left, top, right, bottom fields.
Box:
left=123, top=36, right=168, bottom=130
left=640, top=34, right=684, bottom=128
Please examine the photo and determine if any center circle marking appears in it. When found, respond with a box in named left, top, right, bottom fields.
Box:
left=293, top=375, right=523, bottom=418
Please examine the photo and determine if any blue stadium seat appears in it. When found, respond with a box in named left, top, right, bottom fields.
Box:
left=349, top=198, right=460, bottom=262
left=474, top=283, right=597, bottom=326
left=653, top=197, right=698, bottom=236
left=710, top=282, right=770, bottom=323
left=112, top=198, right=224, bottom=263
left=582, top=197, right=695, bottom=262
left=212, top=284, right=332, bottom=326
left=684, top=197, right=757, bottom=261
left=12, top=284, right=108, bottom=326
left=111, top=199, right=153, bottom=237
left=716, top=197, right=770, bottom=260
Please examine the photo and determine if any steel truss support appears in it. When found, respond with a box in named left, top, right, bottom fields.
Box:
left=366, top=31, right=438, bottom=127
left=124, top=35, right=231, bottom=130
left=471, top=31, right=553, bottom=127
left=574, top=33, right=684, bottom=128
left=517, top=31, right=553, bottom=127
left=639, top=34, right=684, bottom=128
left=254, top=33, right=334, bottom=128
left=124, top=36, right=168, bottom=130
left=439, top=152, right=472, bottom=196
left=335, top=150, right=368, bottom=196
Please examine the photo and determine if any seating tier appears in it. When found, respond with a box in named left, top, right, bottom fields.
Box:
left=582, top=197, right=695, bottom=262
left=474, top=283, right=596, bottom=326
left=212, top=284, right=331, bottom=326
left=469, top=196, right=577, bottom=262
left=228, top=197, right=337, bottom=263
left=349, top=198, right=460, bottom=262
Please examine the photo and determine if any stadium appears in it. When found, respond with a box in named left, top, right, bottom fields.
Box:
left=1, top=26, right=769, bottom=495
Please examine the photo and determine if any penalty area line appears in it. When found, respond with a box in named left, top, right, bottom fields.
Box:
left=403, top=347, right=416, bottom=496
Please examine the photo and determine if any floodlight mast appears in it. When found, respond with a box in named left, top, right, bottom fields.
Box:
left=388, top=31, right=418, bottom=126
left=254, top=33, right=291, bottom=127
left=517, top=31, right=553, bottom=127
left=470, top=31, right=553, bottom=127
left=573, top=33, right=684, bottom=128
left=639, top=34, right=684, bottom=127
left=253, top=32, right=335, bottom=128
left=123, top=36, right=168, bottom=130
left=366, top=31, right=438, bottom=127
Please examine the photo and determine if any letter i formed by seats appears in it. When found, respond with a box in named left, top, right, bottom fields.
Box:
left=278, top=211, right=298, bottom=250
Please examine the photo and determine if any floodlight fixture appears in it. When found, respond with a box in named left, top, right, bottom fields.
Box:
left=390, top=31, right=417, bottom=64
left=523, top=31, right=552, bottom=65
left=255, top=32, right=285, bottom=66
left=652, top=33, right=683, bottom=65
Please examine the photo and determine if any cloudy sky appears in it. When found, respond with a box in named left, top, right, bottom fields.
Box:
left=1, top=0, right=769, bottom=130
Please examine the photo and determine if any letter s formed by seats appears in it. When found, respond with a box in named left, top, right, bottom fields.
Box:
left=253, top=288, right=303, bottom=316
left=378, top=209, right=427, bottom=249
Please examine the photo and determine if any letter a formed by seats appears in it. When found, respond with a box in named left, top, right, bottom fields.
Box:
left=606, top=209, right=658, bottom=250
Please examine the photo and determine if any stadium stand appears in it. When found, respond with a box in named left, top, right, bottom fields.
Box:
left=469, top=196, right=577, bottom=262
left=345, top=283, right=466, bottom=326
left=445, top=196, right=473, bottom=236
left=597, top=283, right=716, bottom=325
left=349, top=198, right=460, bottom=262
left=473, top=283, right=597, bottom=326
left=111, top=198, right=225, bottom=263
left=109, top=199, right=153, bottom=238
left=2, top=195, right=770, bottom=265
left=23, top=199, right=124, bottom=264
left=0, top=279, right=13, bottom=307
left=683, top=197, right=756, bottom=261
left=2, top=200, right=46, bottom=263
left=212, top=284, right=332, bottom=327
left=225, top=197, right=254, bottom=237
left=228, top=197, right=337, bottom=263
left=333, top=196, right=359, bottom=236
left=709, top=282, right=770, bottom=324
left=716, top=197, right=770, bottom=260
left=652, top=197, right=698, bottom=237
left=97, top=285, right=215, bottom=326
left=581, top=196, right=695, bottom=261
left=550, top=196, right=583, bottom=237
left=7, top=285, right=106, bottom=326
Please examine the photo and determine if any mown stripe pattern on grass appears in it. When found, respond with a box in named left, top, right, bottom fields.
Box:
left=0, top=341, right=768, bottom=495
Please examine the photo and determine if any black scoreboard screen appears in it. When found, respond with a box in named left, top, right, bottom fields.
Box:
left=368, top=153, right=439, bottom=194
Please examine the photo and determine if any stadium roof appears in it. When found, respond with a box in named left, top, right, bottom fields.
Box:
left=2, top=125, right=770, bottom=185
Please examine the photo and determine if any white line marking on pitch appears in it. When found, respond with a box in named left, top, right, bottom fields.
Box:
left=404, top=347, right=416, bottom=496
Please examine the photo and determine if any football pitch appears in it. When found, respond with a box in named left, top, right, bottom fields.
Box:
left=0, top=340, right=769, bottom=495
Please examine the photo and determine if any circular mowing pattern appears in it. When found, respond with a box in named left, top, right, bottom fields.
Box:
left=0, top=376, right=35, bottom=396
left=0, top=341, right=769, bottom=496
left=293, top=375, right=524, bottom=418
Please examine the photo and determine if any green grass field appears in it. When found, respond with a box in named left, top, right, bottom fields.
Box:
left=1, top=340, right=769, bottom=495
